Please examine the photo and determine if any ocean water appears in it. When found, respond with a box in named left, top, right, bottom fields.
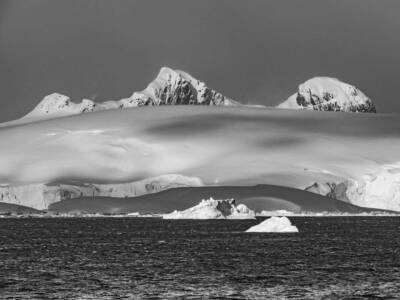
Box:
left=0, top=217, right=399, bottom=299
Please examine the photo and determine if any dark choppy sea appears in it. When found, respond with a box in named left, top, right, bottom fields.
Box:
left=0, top=217, right=399, bottom=299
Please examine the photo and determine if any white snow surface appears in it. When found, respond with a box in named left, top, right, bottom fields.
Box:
left=246, top=217, right=299, bottom=233
left=0, top=106, right=400, bottom=211
left=162, top=198, right=255, bottom=219
left=278, top=77, right=376, bottom=113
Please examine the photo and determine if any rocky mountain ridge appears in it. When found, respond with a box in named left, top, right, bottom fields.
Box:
left=19, top=70, right=378, bottom=124
left=278, top=77, right=376, bottom=113
left=22, top=67, right=239, bottom=122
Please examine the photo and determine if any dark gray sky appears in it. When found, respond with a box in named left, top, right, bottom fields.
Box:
left=1, top=0, right=400, bottom=122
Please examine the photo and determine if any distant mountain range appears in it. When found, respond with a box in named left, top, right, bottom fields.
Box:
left=10, top=67, right=376, bottom=126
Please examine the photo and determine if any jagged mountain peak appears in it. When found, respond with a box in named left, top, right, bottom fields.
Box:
left=123, top=66, right=239, bottom=107
left=278, top=77, right=376, bottom=113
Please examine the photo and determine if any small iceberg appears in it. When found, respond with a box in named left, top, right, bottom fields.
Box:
left=127, top=212, right=140, bottom=217
left=246, top=216, right=299, bottom=233
left=162, top=198, right=255, bottom=219
left=257, top=209, right=295, bottom=217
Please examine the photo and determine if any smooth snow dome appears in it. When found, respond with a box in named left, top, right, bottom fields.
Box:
left=162, top=198, right=255, bottom=219
left=278, top=77, right=376, bottom=113
left=246, top=217, right=299, bottom=233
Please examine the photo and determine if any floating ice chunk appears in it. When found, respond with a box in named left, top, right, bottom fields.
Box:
left=163, top=198, right=255, bottom=219
left=127, top=212, right=140, bottom=217
left=246, top=216, right=298, bottom=233
left=228, top=203, right=256, bottom=219
left=257, top=210, right=295, bottom=217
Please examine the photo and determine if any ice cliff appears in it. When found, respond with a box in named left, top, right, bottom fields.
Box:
left=305, top=163, right=400, bottom=211
left=0, top=174, right=203, bottom=210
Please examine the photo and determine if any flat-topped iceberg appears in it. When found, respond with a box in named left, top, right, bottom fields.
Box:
left=162, top=198, right=255, bottom=219
left=257, top=210, right=295, bottom=217
left=246, top=217, right=299, bottom=233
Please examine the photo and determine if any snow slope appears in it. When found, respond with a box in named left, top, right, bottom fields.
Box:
left=246, top=217, right=298, bottom=233
left=11, top=67, right=239, bottom=125
left=0, top=202, right=40, bottom=215
left=278, top=77, right=376, bottom=113
left=0, top=106, right=400, bottom=210
left=162, top=198, right=255, bottom=219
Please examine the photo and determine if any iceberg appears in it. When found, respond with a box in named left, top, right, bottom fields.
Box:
left=162, top=198, right=255, bottom=219
left=257, top=210, right=295, bottom=217
left=246, top=217, right=299, bottom=233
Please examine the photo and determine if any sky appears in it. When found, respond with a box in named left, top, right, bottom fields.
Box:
left=1, top=0, right=400, bottom=122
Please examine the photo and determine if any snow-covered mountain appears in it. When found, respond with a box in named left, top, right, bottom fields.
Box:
left=20, top=67, right=239, bottom=123
left=13, top=72, right=377, bottom=127
left=1, top=67, right=399, bottom=212
left=278, top=77, right=376, bottom=113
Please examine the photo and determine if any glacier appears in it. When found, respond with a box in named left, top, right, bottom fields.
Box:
left=1, top=105, right=400, bottom=211
left=305, top=163, right=400, bottom=211
left=0, top=174, right=202, bottom=210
